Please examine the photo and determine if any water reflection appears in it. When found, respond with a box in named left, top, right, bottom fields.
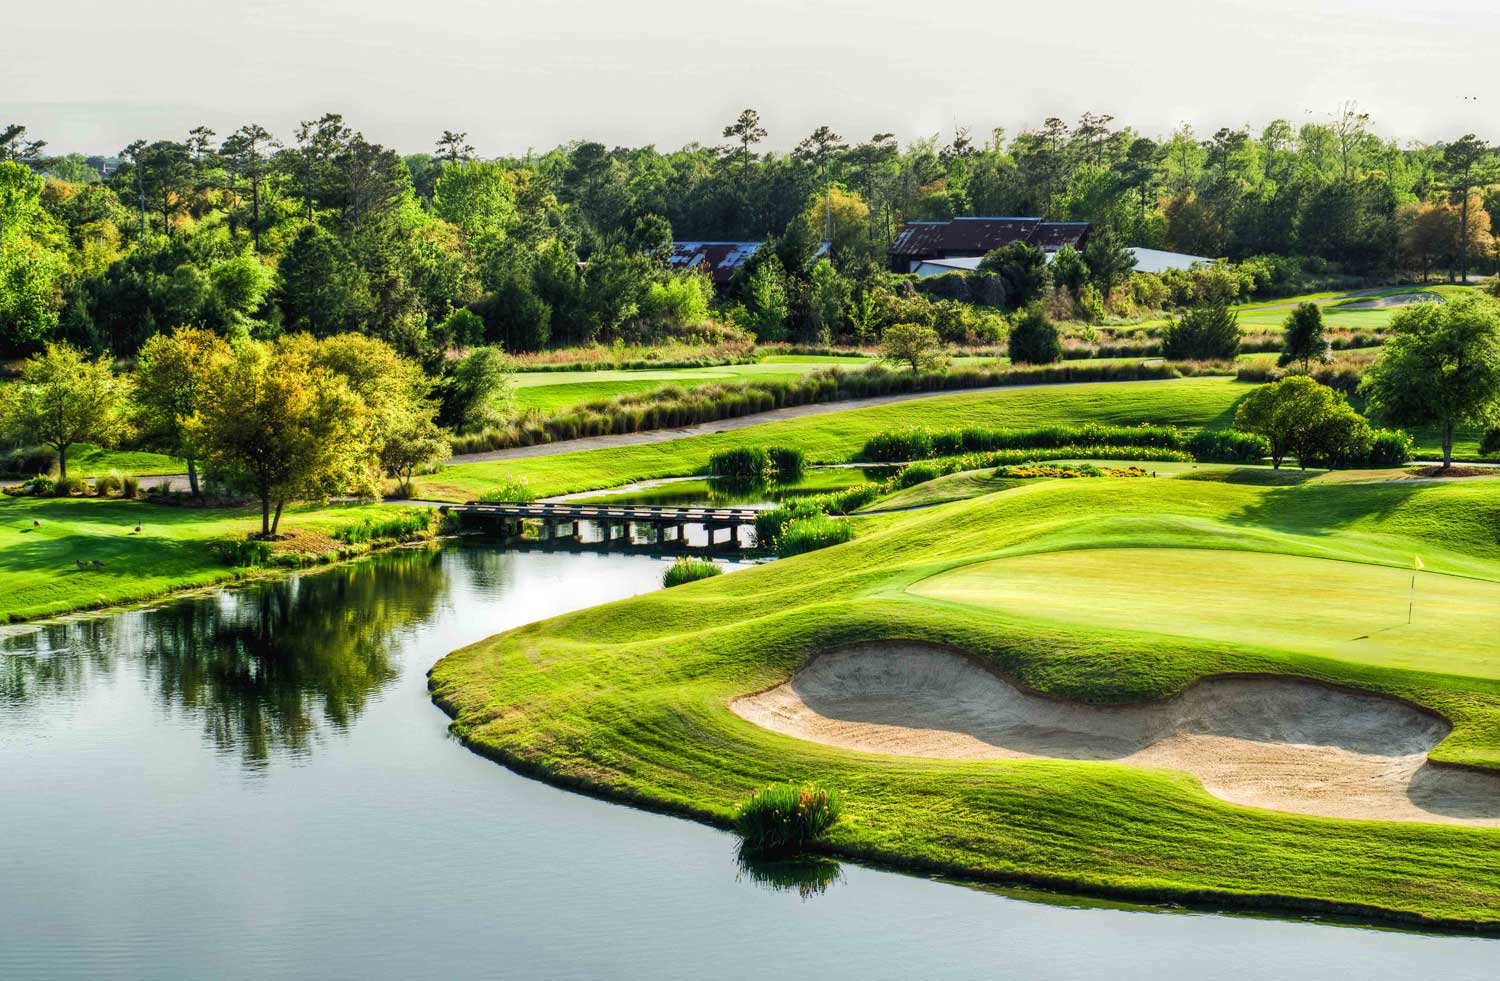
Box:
left=735, top=847, right=846, bottom=901
left=0, top=546, right=449, bottom=766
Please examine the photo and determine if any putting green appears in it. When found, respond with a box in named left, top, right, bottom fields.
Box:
left=911, top=547, right=1500, bottom=679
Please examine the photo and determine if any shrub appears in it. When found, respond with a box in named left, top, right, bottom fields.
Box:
left=863, top=428, right=934, bottom=462
left=753, top=499, right=822, bottom=549
left=120, top=474, right=139, bottom=499
left=732, top=782, right=842, bottom=855
left=1185, top=429, right=1270, bottom=464
left=1162, top=304, right=1241, bottom=360
left=879, top=323, right=948, bottom=372
left=997, top=463, right=1149, bottom=479
left=897, top=461, right=940, bottom=488
left=866, top=423, right=1187, bottom=460
left=1008, top=303, right=1063, bottom=365
left=767, top=446, right=805, bottom=482
left=0, top=445, right=57, bottom=476
left=708, top=446, right=770, bottom=481
left=217, top=538, right=273, bottom=567
left=815, top=483, right=885, bottom=513
left=22, top=473, right=55, bottom=496
left=94, top=470, right=124, bottom=497
left=53, top=474, right=86, bottom=497
left=1364, top=428, right=1414, bottom=468
left=662, top=557, right=724, bottom=588
left=477, top=478, right=536, bottom=503
left=777, top=515, right=854, bottom=556
left=333, top=509, right=434, bottom=545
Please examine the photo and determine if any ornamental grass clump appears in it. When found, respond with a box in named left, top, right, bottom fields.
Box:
left=777, top=514, right=854, bottom=557
left=732, top=782, right=842, bottom=855
left=333, top=509, right=434, bottom=545
left=662, top=557, right=723, bottom=588
left=767, top=446, right=805, bottom=482
left=477, top=478, right=536, bottom=503
left=708, top=446, right=770, bottom=481
left=93, top=470, right=124, bottom=497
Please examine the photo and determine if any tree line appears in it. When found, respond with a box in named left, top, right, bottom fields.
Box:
left=3, top=105, right=1499, bottom=363
left=0, top=330, right=500, bottom=535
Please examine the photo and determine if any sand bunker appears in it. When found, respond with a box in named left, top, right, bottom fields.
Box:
left=732, top=644, right=1500, bottom=825
left=1339, top=291, right=1442, bottom=311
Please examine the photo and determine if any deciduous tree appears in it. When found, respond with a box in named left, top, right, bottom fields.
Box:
left=1361, top=294, right=1500, bottom=468
left=1235, top=375, right=1372, bottom=469
left=189, top=340, right=376, bottom=537
left=1, top=342, right=131, bottom=478
left=879, top=322, right=946, bottom=372
left=1278, top=302, right=1332, bottom=371
left=134, top=326, right=231, bottom=495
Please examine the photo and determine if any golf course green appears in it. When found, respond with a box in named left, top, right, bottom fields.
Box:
left=912, top=547, right=1500, bottom=678
left=430, top=471, right=1500, bottom=929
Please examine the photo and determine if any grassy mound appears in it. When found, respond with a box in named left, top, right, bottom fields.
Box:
left=430, top=474, right=1500, bottom=928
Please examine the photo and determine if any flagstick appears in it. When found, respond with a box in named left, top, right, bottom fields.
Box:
left=1408, top=571, right=1415, bottom=625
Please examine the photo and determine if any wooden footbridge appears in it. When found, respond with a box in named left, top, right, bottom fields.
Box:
left=441, top=500, right=763, bottom=549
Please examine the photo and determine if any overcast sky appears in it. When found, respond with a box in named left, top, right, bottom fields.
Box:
left=7, top=0, right=1497, bottom=156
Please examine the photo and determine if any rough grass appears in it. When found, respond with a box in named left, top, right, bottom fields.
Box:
left=420, top=377, right=1253, bottom=501
left=430, top=475, right=1500, bottom=928
left=0, top=496, right=423, bottom=622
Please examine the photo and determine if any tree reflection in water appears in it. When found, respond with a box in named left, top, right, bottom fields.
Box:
left=0, top=546, right=449, bottom=767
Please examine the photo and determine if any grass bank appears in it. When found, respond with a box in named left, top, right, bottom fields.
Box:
left=430, top=474, right=1500, bottom=928
left=0, top=496, right=435, bottom=623
left=422, top=377, right=1252, bottom=500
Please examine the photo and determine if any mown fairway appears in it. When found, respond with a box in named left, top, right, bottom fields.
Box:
left=913, top=547, right=1500, bottom=679
left=421, top=376, right=1251, bottom=499
left=430, top=472, right=1500, bottom=927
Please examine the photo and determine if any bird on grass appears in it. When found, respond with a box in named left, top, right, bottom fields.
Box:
left=33, top=520, right=40, bottom=528
left=133, top=524, right=141, bottom=534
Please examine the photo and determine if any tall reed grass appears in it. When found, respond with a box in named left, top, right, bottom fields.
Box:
left=662, top=557, right=724, bottom=588
left=733, top=782, right=842, bottom=855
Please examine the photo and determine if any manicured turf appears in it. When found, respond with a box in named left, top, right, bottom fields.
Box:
left=914, top=547, right=1500, bottom=679
left=2, top=443, right=185, bottom=480
left=430, top=474, right=1500, bottom=927
left=0, top=495, right=417, bottom=622
left=421, top=377, right=1252, bottom=500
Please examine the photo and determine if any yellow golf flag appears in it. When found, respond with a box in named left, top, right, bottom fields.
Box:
left=1414, top=555, right=1424, bottom=570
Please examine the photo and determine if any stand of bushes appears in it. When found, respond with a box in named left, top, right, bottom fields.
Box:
left=5, top=470, right=139, bottom=499
left=1060, top=328, right=1386, bottom=362
left=1235, top=353, right=1376, bottom=394
left=861, top=423, right=1270, bottom=465
left=752, top=443, right=1198, bottom=552
left=707, top=446, right=805, bottom=483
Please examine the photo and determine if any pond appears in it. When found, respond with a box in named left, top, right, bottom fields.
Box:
left=1, top=544, right=1495, bottom=980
